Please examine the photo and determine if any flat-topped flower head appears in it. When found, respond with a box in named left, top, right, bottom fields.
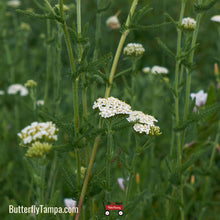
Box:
left=190, top=90, right=207, bottom=107
left=18, top=121, right=59, bottom=146
left=93, top=97, right=131, bottom=118
left=181, top=17, right=196, bottom=30
left=123, top=43, right=145, bottom=57
left=7, top=0, right=20, bottom=7
left=25, top=142, right=52, bottom=158
left=7, top=84, right=28, bottom=96
left=151, top=65, right=169, bottom=74
left=127, top=110, right=161, bottom=136
left=211, top=15, right=220, bottom=23
left=142, top=67, right=151, bottom=74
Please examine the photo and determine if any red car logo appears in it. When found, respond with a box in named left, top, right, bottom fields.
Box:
left=104, top=202, right=124, bottom=216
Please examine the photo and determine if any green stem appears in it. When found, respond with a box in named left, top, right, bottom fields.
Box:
left=46, top=153, right=57, bottom=200
left=93, top=0, right=102, bottom=60
left=76, top=148, right=81, bottom=186
left=59, top=0, right=79, bottom=135
left=124, top=136, right=138, bottom=220
left=173, top=1, right=186, bottom=219
left=106, top=122, right=113, bottom=202
left=75, top=135, right=101, bottom=220
left=3, top=35, right=15, bottom=83
left=131, top=60, right=137, bottom=107
left=181, top=13, right=202, bottom=147
left=55, top=26, right=62, bottom=114
left=105, top=0, right=139, bottom=98
left=44, top=20, right=51, bottom=105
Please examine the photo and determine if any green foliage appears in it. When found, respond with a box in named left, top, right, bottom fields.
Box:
left=1, top=0, right=220, bottom=219
left=194, top=0, right=218, bottom=13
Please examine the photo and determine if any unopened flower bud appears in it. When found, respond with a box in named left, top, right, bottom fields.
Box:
left=214, top=63, right=219, bottom=77
left=25, top=80, right=37, bottom=88
left=55, top=4, right=69, bottom=11
left=25, top=142, right=52, bottom=158
left=190, top=175, right=195, bottom=184
left=106, top=11, right=121, bottom=29
left=136, top=173, right=140, bottom=184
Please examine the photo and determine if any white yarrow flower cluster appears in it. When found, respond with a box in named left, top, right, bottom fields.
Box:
left=151, top=65, right=169, bottom=74
left=211, top=15, right=220, bottom=23
left=123, top=43, right=145, bottom=57
left=18, top=122, right=59, bottom=146
left=7, top=84, right=28, bottom=96
left=127, top=111, right=161, bottom=135
left=7, top=0, right=21, bottom=7
left=93, top=97, right=131, bottom=118
left=93, top=97, right=161, bottom=136
left=181, top=17, right=196, bottom=30
left=190, top=90, right=207, bottom=107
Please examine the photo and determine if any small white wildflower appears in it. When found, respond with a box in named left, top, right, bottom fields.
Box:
left=64, top=198, right=77, bottom=208
left=106, top=15, right=120, bottom=29
left=36, top=100, right=44, bottom=106
left=117, top=178, right=125, bottom=191
left=142, top=67, right=151, bottom=74
left=190, top=90, right=207, bottom=107
left=211, top=15, right=220, bottom=23
left=151, top=65, right=169, bottom=74
left=18, top=121, right=59, bottom=146
left=93, top=97, right=131, bottom=118
left=7, top=84, right=28, bottom=96
left=181, top=17, right=196, bottom=30
left=7, top=0, right=20, bottom=7
left=123, top=43, right=145, bottom=57
left=0, top=90, right=5, bottom=95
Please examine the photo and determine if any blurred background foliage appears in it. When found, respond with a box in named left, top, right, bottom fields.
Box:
left=0, top=0, right=220, bottom=219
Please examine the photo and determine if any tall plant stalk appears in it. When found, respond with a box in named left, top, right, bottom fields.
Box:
left=181, top=13, right=202, bottom=147
left=173, top=1, right=186, bottom=219
left=44, top=19, right=51, bottom=105
left=105, top=0, right=139, bottom=98
left=106, top=122, right=113, bottom=202
left=59, top=0, right=81, bottom=193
